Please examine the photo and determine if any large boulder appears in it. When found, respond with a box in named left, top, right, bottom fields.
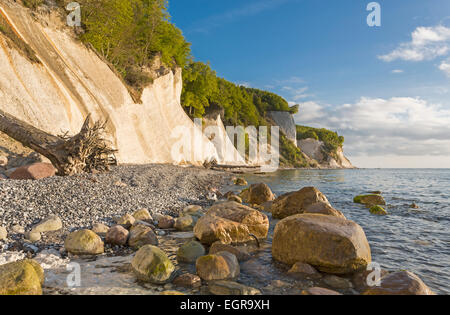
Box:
left=174, top=215, right=195, bottom=231
left=128, top=224, right=158, bottom=249
left=132, top=208, right=153, bottom=222
left=64, top=229, right=104, bottom=255
left=304, top=202, right=346, bottom=219
left=245, top=183, right=275, bottom=205
left=193, top=202, right=269, bottom=245
left=272, top=214, right=371, bottom=274
left=9, top=163, right=56, bottom=180
left=271, top=187, right=331, bottom=219
left=131, top=245, right=174, bottom=284
left=31, top=215, right=62, bottom=233
left=0, top=260, right=44, bottom=295
left=116, top=214, right=136, bottom=229
left=354, top=194, right=386, bottom=206
left=196, top=251, right=240, bottom=281
left=363, top=271, right=435, bottom=295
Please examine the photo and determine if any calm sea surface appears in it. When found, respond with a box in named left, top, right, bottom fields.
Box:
left=242, top=168, right=450, bottom=294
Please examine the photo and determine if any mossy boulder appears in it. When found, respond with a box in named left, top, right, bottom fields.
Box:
left=64, top=229, right=104, bottom=255
left=272, top=214, right=371, bottom=274
left=0, top=259, right=44, bottom=295
left=369, top=205, right=388, bottom=216
left=354, top=194, right=386, bottom=206
left=131, top=245, right=175, bottom=284
left=177, top=240, right=206, bottom=263
left=234, top=178, right=248, bottom=186
left=174, top=215, right=195, bottom=231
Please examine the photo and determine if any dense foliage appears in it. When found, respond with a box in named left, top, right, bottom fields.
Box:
left=296, top=125, right=345, bottom=153
left=55, top=0, right=191, bottom=97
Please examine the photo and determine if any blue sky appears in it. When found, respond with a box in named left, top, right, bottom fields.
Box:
left=170, top=0, right=450, bottom=167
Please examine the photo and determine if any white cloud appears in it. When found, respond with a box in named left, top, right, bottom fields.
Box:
left=391, top=69, right=404, bottom=74
left=439, top=59, right=450, bottom=77
left=294, top=97, right=450, bottom=157
left=379, top=25, right=450, bottom=62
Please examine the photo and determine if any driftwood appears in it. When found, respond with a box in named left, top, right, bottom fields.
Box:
left=0, top=109, right=117, bottom=175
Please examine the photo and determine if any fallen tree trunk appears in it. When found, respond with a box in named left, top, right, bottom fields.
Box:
left=0, top=109, right=117, bottom=175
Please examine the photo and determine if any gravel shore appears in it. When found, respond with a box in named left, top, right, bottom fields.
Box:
left=0, top=164, right=229, bottom=246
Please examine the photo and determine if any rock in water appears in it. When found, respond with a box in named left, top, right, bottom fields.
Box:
left=272, top=214, right=371, bottom=274
left=271, top=187, right=331, bottom=219
left=209, top=280, right=261, bottom=295
left=288, top=262, right=321, bottom=279
left=245, top=183, right=275, bottom=205
left=369, top=205, right=388, bottom=216
left=209, top=242, right=251, bottom=262
left=131, top=245, right=175, bottom=284
left=105, top=225, right=129, bottom=246
left=304, top=202, right=346, bottom=219
left=363, top=271, right=435, bottom=295
left=196, top=251, right=240, bottom=281
left=353, top=194, right=386, bottom=206
left=194, top=201, right=269, bottom=245
left=177, top=240, right=206, bottom=263
left=31, top=215, right=62, bottom=233
left=173, top=273, right=202, bottom=288
left=128, top=225, right=158, bottom=249
left=0, top=260, right=44, bottom=295
left=234, top=178, right=248, bottom=186
left=9, top=163, right=56, bottom=180
left=64, top=229, right=104, bottom=255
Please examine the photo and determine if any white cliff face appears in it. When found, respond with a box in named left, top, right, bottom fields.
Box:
left=298, top=138, right=354, bottom=169
left=0, top=2, right=238, bottom=166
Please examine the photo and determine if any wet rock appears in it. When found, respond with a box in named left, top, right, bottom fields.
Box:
left=131, top=245, right=175, bottom=284
left=173, top=273, right=202, bottom=288
left=174, top=215, right=194, bottom=231
left=116, top=214, right=136, bottom=229
left=209, top=242, right=251, bottom=262
left=354, top=194, right=386, bottom=206
left=128, top=224, right=158, bottom=249
left=234, top=178, right=248, bottom=186
left=304, top=202, right=346, bottom=219
left=194, top=201, right=269, bottom=245
left=245, top=183, right=275, bottom=205
left=410, top=203, right=419, bottom=209
left=363, top=271, right=435, bottom=295
left=177, top=240, right=206, bottom=263
left=0, top=259, right=44, bottom=295
left=157, top=215, right=175, bottom=229
left=92, top=223, right=109, bottom=237
left=369, top=205, right=388, bottom=216
left=352, top=268, right=390, bottom=293
left=272, top=214, right=371, bottom=274
left=271, top=187, right=331, bottom=219
left=301, top=287, right=342, bottom=295
left=64, top=229, right=104, bottom=255
left=31, top=215, right=62, bottom=233
left=196, top=251, right=240, bottom=281
left=132, top=208, right=153, bottom=222
left=323, top=275, right=353, bottom=290
left=24, top=231, right=41, bottom=243
left=105, top=225, right=129, bottom=246
left=0, top=226, right=7, bottom=241
left=9, top=163, right=56, bottom=180
left=288, top=262, right=321, bottom=279
left=209, top=280, right=261, bottom=295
